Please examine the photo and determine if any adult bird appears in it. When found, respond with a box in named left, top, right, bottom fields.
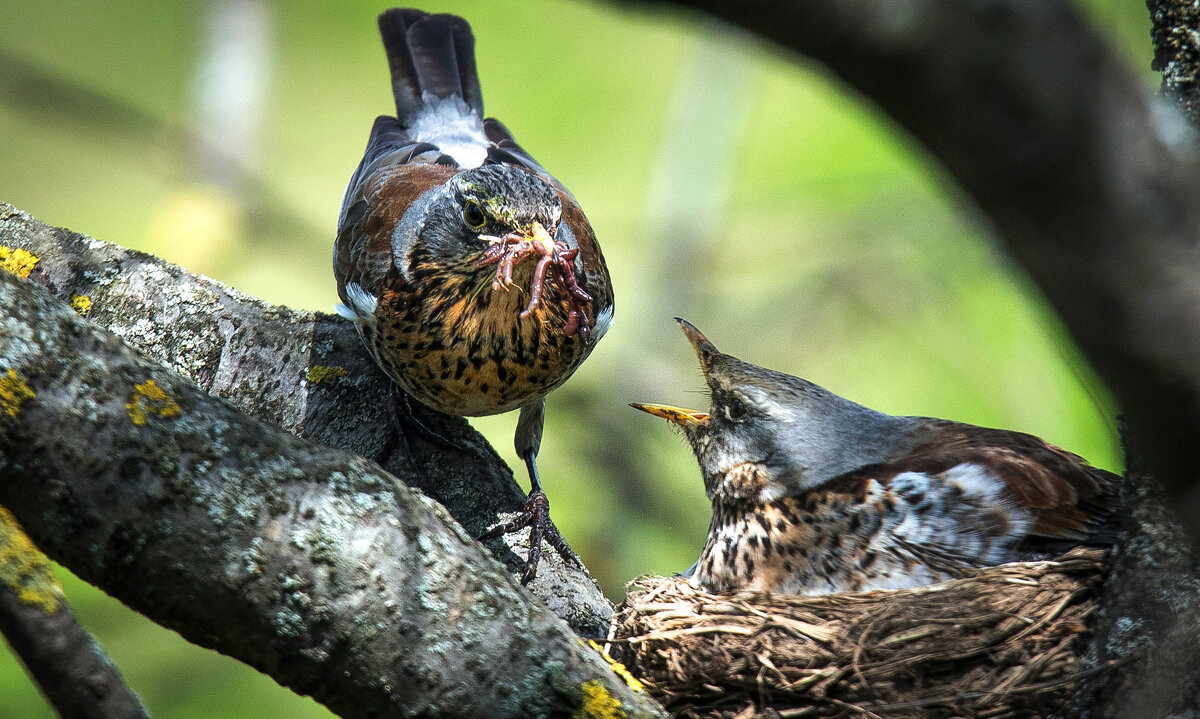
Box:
left=633, top=319, right=1120, bottom=595
left=334, top=9, right=613, bottom=583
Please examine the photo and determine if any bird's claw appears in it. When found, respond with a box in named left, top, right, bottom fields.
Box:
left=478, top=489, right=581, bottom=585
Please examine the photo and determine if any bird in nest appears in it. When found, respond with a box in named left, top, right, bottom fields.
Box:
left=333, top=9, right=613, bottom=583
left=632, top=319, right=1120, bottom=595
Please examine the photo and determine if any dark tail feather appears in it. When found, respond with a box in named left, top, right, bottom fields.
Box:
left=377, top=8, right=482, bottom=125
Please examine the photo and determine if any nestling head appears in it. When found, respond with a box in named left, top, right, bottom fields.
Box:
left=632, top=319, right=916, bottom=503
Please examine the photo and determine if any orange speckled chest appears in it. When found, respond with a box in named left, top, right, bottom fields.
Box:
left=366, top=250, right=596, bottom=417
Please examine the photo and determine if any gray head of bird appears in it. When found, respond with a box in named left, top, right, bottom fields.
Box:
left=402, top=164, right=565, bottom=280
left=632, top=319, right=919, bottom=504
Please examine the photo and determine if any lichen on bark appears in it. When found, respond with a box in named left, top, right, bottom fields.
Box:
left=0, top=209, right=663, bottom=718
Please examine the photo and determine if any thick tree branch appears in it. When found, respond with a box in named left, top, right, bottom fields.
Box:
left=0, top=202, right=608, bottom=633
left=1072, top=437, right=1200, bottom=717
left=0, top=508, right=148, bottom=719
left=0, top=263, right=663, bottom=718
left=650, top=0, right=1200, bottom=550
left=634, top=2, right=1200, bottom=715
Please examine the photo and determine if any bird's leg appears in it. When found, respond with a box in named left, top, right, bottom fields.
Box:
left=477, top=400, right=581, bottom=584
left=478, top=453, right=582, bottom=584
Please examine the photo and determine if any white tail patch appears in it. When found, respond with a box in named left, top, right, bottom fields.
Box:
left=409, top=94, right=488, bottom=168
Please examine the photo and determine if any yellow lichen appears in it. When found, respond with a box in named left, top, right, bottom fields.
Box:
left=69, top=294, right=92, bottom=316
left=306, top=365, right=348, bottom=384
left=0, top=507, right=61, bottom=613
left=126, top=379, right=181, bottom=426
left=0, top=369, right=35, bottom=417
left=588, top=639, right=647, bottom=693
left=573, top=680, right=626, bottom=719
left=0, top=246, right=38, bottom=278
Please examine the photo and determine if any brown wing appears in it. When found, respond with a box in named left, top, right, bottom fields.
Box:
left=831, top=418, right=1121, bottom=545
left=904, top=419, right=1120, bottom=543
left=334, top=150, right=459, bottom=305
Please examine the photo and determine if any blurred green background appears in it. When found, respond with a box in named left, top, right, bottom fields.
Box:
left=0, top=0, right=1150, bottom=715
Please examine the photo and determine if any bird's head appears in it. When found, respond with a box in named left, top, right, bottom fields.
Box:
left=632, top=319, right=916, bottom=503
left=406, top=164, right=563, bottom=274
left=396, top=163, right=595, bottom=336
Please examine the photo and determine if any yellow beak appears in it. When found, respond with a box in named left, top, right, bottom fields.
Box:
left=526, top=221, right=556, bottom=256
left=629, top=403, right=709, bottom=426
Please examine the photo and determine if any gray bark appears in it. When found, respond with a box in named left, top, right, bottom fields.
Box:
left=0, top=206, right=663, bottom=718
left=1073, top=439, right=1200, bottom=717
left=0, top=202, right=608, bottom=634
left=1148, top=0, right=1200, bottom=124
left=0, top=510, right=149, bottom=719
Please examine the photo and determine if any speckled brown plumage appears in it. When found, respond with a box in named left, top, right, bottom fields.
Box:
left=635, top=320, right=1120, bottom=595
left=333, top=9, right=613, bottom=583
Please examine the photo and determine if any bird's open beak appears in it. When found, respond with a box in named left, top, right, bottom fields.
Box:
left=632, top=320, right=722, bottom=427
left=675, top=318, right=721, bottom=375
left=629, top=403, right=709, bottom=426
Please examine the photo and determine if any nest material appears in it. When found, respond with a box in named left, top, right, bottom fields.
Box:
left=611, top=548, right=1108, bottom=719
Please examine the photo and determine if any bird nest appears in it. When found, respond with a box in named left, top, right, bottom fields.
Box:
left=609, top=548, right=1108, bottom=718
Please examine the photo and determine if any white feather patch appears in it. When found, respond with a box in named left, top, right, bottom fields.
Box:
left=885, top=463, right=1032, bottom=568
left=408, top=93, right=487, bottom=169
left=337, top=282, right=378, bottom=323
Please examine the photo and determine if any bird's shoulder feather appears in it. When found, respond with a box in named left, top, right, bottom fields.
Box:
left=334, top=159, right=459, bottom=305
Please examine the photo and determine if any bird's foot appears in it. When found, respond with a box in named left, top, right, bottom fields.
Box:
left=479, top=489, right=581, bottom=585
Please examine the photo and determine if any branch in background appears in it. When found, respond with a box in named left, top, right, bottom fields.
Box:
left=0, top=265, right=663, bottom=718
left=1072, top=436, right=1200, bottom=716
left=1148, top=0, right=1200, bottom=123
left=651, top=0, right=1200, bottom=549
left=638, top=0, right=1200, bottom=715
left=0, top=203, right=608, bottom=632
left=0, top=509, right=148, bottom=719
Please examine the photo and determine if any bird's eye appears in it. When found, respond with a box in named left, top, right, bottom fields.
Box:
left=724, top=396, right=749, bottom=422
left=462, top=200, right=487, bottom=230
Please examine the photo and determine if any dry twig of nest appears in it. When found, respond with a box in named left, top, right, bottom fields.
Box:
left=610, top=548, right=1108, bottom=718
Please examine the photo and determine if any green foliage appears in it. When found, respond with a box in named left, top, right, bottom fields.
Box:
left=0, top=0, right=1148, bottom=715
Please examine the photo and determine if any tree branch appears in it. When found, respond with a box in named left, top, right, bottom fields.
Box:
left=1071, top=435, right=1200, bottom=717
left=650, top=0, right=1200, bottom=552
left=0, top=202, right=609, bottom=633
left=634, top=1, right=1200, bottom=714
left=0, top=260, right=663, bottom=718
left=0, top=508, right=148, bottom=719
